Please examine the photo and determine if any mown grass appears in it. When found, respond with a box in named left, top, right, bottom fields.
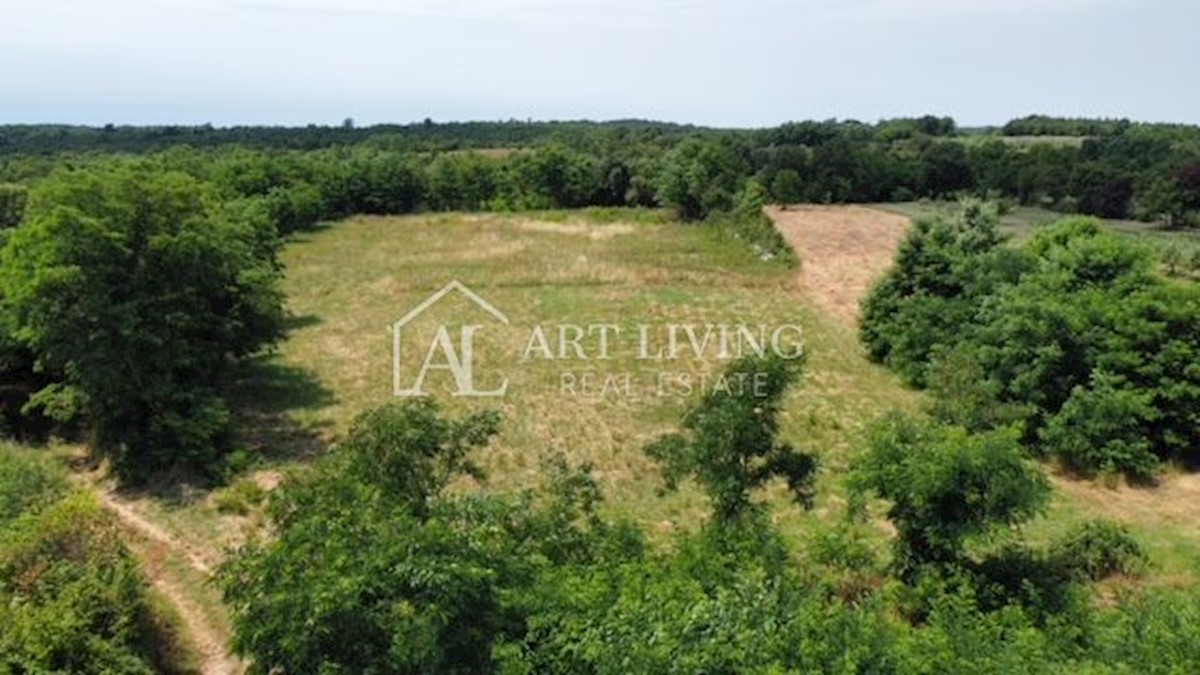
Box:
left=269, top=210, right=921, bottom=537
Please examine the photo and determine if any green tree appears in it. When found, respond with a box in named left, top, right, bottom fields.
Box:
left=770, top=168, right=805, bottom=204
left=920, top=142, right=974, bottom=197
left=645, top=354, right=817, bottom=523
left=656, top=137, right=747, bottom=220
left=0, top=184, right=27, bottom=229
left=854, top=415, right=1050, bottom=576
left=0, top=164, right=284, bottom=481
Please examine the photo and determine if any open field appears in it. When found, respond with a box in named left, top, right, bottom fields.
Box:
left=876, top=201, right=1200, bottom=244
left=60, top=205, right=1199, bottom=669
left=117, top=205, right=1195, bottom=577
left=266, top=209, right=923, bottom=537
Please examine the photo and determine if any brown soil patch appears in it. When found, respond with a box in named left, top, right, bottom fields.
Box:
left=766, top=205, right=911, bottom=324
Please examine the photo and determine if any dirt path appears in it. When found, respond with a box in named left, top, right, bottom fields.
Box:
left=96, top=492, right=216, bottom=576
left=766, top=205, right=911, bottom=323
left=95, top=490, right=245, bottom=675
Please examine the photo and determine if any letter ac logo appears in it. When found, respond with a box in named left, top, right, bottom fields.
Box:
left=392, top=281, right=509, bottom=397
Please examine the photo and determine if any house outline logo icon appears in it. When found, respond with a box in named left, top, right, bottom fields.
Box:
left=392, top=280, right=510, bottom=397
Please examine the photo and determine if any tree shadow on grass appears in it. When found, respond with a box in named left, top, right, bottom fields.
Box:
left=98, top=316, right=335, bottom=507
left=224, top=351, right=336, bottom=465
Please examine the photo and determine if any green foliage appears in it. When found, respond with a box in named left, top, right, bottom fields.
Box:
left=854, top=415, right=1050, bottom=575
left=860, top=200, right=1025, bottom=386
left=1038, top=372, right=1161, bottom=480
left=920, top=142, right=974, bottom=197
left=216, top=398, right=1200, bottom=674
left=645, top=354, right=817, bottom=522
left=0, top=445, right=66, bottom=526
left=336, top=399, right=501, bottom=516
left=221, top=401, right=641, bottom=674
left=0, top=183, right=27, bottom=229
left=705, top=180, right=794, bottom=262
left=655, top=137, right=747, bottom=220
left=264, top=181, right=326, bottom=234
left=868, top=212, right=1200, bottom=478
left=0, top=163, right=285, bottom=482
left=212, top=477, right=267, bottom=516
left=0, top=450, right=165, bottom=673
left=1051, top=520, right=1147, bottom=581
left=769, top=168, right=805, bottom=203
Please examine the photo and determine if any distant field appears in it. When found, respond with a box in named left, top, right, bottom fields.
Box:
left=876, top=201, right=1200, bottom=247
left=956, top=134, right=1089, bottom=148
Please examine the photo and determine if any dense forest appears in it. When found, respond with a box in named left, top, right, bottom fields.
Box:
left=2, top=115, right=1200, bottom=226
left=1, top=116, right=1199, bottom=672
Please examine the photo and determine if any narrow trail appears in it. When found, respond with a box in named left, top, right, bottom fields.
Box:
left=95, top=491, right=216, bottom=576
left=92, top=488, right=245, bottom=675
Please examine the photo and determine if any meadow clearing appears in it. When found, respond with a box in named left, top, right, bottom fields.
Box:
left=89, top=203, right=1199, bottom=632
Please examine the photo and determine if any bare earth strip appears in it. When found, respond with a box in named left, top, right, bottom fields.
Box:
left=766, top=205, right=911, bottom=322
left=95, top=490, right=245, bottom=675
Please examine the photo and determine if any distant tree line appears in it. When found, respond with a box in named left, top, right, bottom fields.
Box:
left=2, top=115, right=1198, bottom=227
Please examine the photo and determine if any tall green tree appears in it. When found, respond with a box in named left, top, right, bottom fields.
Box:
left=0, top=164, right=284, bottom=481
left=645, top=354, right=817, bottom=523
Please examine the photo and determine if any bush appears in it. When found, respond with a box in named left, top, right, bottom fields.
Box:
left=1038, top=373, right=1160, bottom=481
left=866, top=214, right=1200, bottom=479
left=0, top=445, right=66, bottom=525
left=859, top=200, right=1024, bottom=386
left=1051, top=520, right=1147, bottom=581
left=0, top=486, right=161, bottom=673
left=853, top=415, right=1050, bottom=576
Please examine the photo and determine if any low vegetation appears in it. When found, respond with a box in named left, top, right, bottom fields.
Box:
left=217, top=363, right=1200, bottom=673
left=0, top=446, right=187, bottom=673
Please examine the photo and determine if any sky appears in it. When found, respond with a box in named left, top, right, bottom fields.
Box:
left=1, top=0, right=1197, bottom=128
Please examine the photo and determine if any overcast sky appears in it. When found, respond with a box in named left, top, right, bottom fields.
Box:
left=1, top=0, right=1196, bottom=127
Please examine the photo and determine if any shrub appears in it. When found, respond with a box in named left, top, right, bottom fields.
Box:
left=1038, top=373, right=1160, bottom=481
left=213, top=478, right=267, bottom=516
left=1051, top=520, right=1147, bottom=581
left=859, top=200, right=1024, bottom=386
left=853, top=415, right=1050, bottom=576
left=0, top=492, right=159, bottom=673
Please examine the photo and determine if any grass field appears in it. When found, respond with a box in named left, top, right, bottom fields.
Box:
left=71, top=205, right=1199, bottom=626
left=876, top=201, right=1200, bottom=244
left=262, top=209, right=922, bottom=539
